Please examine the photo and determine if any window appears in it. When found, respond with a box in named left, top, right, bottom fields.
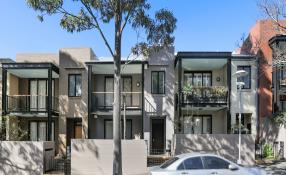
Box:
left=237, top=66, right=251, bottom=89
left=29, top=79, right=55, bottom=111
left=235, top=113, right=251, bottom=134
left=279, top=66, right=286, bottom=89
left=68, top=74, right=82, bottom=97
left=183, top=115, right=212, bottom=134
left=104, top=120, right=132, bottom=139
left=151, top=71, right=165, bottom=94
left=184, top=72, right=212, bottom=87
left=104, top=77, right=132, bottom=107
left=177, top=157, right=203, bottom=170
left=202, top=156, right=229, bottom=169
left=29, top=121, right=55, bottom=141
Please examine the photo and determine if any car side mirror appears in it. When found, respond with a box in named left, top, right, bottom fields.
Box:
left=228, top=164, right=238, bottom=171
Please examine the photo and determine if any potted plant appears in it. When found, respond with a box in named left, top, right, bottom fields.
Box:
left=182, top=84, right=193, bottom=102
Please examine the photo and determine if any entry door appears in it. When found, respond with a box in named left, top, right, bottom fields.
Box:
left=74, top=122, right=82, bottom=139
left=151, top=118, right=165, bottom=154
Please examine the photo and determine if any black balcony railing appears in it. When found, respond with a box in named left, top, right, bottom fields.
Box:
left=91, top=92, right=142, bottom=111
left=181, top=86, right=228, bottom=105
left=6, top=95, right=59, bottom=113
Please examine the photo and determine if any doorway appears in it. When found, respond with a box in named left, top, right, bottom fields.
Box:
left=151, top=118, right=165, bottom=155
left=67, top=118, right=82, bottom=146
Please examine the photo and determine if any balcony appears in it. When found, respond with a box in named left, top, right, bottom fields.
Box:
left=181, top=86, right=228, bottom=106
left=91, top=92, right=142, bottom=113
left=6, top=95, right=59, bottom=113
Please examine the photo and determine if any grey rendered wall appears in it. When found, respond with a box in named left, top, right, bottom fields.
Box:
left=58, top=48, right=96, bottom=154
left=16, top=53, right=59, bottom=65
left=230, top=59, right=258, bottom=136
left=71, top=139, right=147, bottom=175
left=143, top=47, right=175, bottom=152
left=0, top=141, right=55, bottom=175
left=175, top=134, right=255, bottom=165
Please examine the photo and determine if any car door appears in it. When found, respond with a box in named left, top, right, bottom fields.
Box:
left=176, top=156, right=208, bottom=175
left=202, top=156, right=241, bottom=175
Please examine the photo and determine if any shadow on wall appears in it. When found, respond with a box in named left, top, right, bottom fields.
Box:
left=71, top=139, right=148, bottom=175
left=175, top=134, right=255, bottom=165
left=0, top=141, right=44, bottom=175
left=260, top=117, right=281, bottom=143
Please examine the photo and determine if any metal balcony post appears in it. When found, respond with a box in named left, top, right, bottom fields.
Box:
left=47, top=67, right=52, bottom=141
left=2, top=68, right=7, bottom=115
left=88, top=65, right=92, bottom=139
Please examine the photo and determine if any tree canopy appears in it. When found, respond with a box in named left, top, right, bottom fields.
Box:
left=26, top=0, right=177, bottom=57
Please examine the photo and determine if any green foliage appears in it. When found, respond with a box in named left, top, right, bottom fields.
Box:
left=182, top=84, right=193, bottom=96
left=263, top=143, right=274, bottom=158
left=26, top=0, right=177, bottom=56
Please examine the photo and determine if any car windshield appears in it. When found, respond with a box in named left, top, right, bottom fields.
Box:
left=160, top=157, right=179, bottom=169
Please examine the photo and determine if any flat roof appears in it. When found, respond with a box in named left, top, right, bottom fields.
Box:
left=85, top=60, right=148, bottom=65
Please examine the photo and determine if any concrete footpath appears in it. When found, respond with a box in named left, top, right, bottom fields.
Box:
left=258, top=161, right=286, bottom=175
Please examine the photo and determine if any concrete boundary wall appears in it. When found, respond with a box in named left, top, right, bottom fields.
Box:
left=71, top=139, right=147, bottom=175
left=175, top=134, right=255, bottom=165
left=0, top=141, right=55, bottom=175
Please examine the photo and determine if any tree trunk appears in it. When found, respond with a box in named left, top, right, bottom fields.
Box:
left=113, top=1, right=122, bottom=175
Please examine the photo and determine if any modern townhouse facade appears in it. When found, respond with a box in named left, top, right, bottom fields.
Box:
left=175, top=52, right=257, bottom=136
left=1, top=54, right=60, bottom=143
left=0, top=47, right=259, bottom=163
left=173, top=52, right=257, bottom=162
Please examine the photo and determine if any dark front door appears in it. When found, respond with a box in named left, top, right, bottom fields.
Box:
left=151, top=118, right=165, bottom=155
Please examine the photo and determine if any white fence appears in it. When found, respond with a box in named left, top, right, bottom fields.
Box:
left=174, top=134, right=255, bottom=165
left=0, top=141, right=55, bottom=175
left=71, top=139, right=148, bottom=175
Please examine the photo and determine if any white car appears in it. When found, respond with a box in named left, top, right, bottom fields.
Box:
left=149, top=153, right=266, bottom=175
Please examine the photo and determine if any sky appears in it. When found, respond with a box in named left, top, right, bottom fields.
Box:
left=0, top=0, right=263, bottom=60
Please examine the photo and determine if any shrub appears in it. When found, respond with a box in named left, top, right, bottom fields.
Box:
left=263, top=144, right=274, bottom=158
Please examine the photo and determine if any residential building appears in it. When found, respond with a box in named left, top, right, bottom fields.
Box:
left=235, top=20, right=286, bottom=158
left=175, top=52, right=257, bottom=136
left=0, top=47, right=258, bottom=158
left=238, top=20, right=286, bottom=142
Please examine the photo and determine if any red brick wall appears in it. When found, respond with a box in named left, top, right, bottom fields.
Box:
left=240, top=20, right=286, bottom=120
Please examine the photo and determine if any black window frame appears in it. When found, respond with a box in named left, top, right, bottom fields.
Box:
left=237, top=66, right=251, bottom=89
left=68, top=74, right=82, bottom=97
left=183, top=115, right=212, bottom=134
left=151, top=71, right=165, bottom=94
left=28, top=120, right=55, bottom=141
left=103, top=119, right=133, bottom=139
left=103, top=76, right=133, bottom=108
left=235, top=113, right=252, bottom=134
left=183, top=71, right=212, bottom=87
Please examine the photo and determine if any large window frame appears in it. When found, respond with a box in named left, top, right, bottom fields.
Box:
left=28, top=79, right=55, bottom=111
left=29, top=121, right=55, bottom=141
left=104, top=119, right=132, bottom=139
left=183, top=115, right=212, bottom=134
left=183, top=71, right=212, bottom=87
left=151, top=71, right=165, bottom=94
left=104, top=76, right=133, bottom=108
left=68, top=74, right=82, bottom=97
left=237, top=66, right=251, bottom=89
